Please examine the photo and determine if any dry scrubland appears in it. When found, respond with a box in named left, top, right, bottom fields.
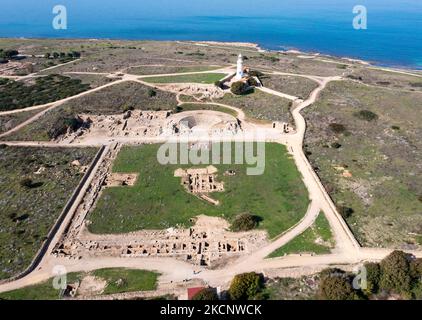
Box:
left=0, top=106, right=49, bottom=134
left=0, top=38, right=351, bottom=77
left=2, top=81, right=178, bottom=141
left=304, top=80, right=422, bottom=249
left=213, top=89, right=293, bottom=124
left=260, top=74, right=319, bottom=99
left=0, top=145, right=97, bottom=280
left=348, top=67, right=422, bottom=92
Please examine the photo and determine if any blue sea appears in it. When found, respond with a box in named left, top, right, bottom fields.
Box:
left=0, top=0, right=421, bottom=69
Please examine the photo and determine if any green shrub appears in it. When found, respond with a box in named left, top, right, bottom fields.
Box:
left=338, top=206, right=354, bottom=219
left=331, top=142, right=342, bottom=149
left=192, top=288, right=219, bottom=300
left=354, top=110, right=378, bottom=121
left=147, top=89, right=157, bottom=97
left=318, top=273, right=356, bottom=300
left=329, top=123, right=347, bottom=134
left=214, top=80, right=222, bottom=88
left=231, top=214, right=260, bottom=232
left=410, top=258, right=422, bottom=279
left=364, top=262, right=381, bottom=295
left=48, top=116, right=85, bottom=140
left=20, top=178, right=34, bottom=189
left=412, top=282, right=422, bottom=299
left=380, top=250, right=412, bottom=294
left=229, top=272, right=264, bottom=300
left=247, top=77, right=259, bottom=87
left=231, top=81, right=248, bottom=95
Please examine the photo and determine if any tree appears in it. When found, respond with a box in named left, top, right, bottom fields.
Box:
left=229, top=272, right=263, bottom=300
left=44, top=53, right=51, bottom=59
left=231, top=214, right=260, bottom=232
left=318, top=274, right=356, bottom=300
left=354, top=110, right=378, bottom=121
left=380, top=250, right=412, bottom=294
left=20, top=178, right=34, bottom=189
left=363, top=262, right=381, bottom=295
left=147, top=89, right=157, bottom=97
left=192, top=288, right=219, bottom=300
left=329, top=123, right=347, bottom=134
left=247, top=77, right=259, bottom=87
left=410, top=258, right=422, bottom=279
left=231, top=81, right=248, bottom=95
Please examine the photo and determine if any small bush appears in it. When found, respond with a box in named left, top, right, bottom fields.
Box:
left=247, top=77, right=259, bottom=87
left=391, top=125, right=400, bottom=131
left=231, top=81, right=249, bottom=95
left=214, top=80, right=222, bottom=88
left=48, top=116, right=86, bottom=140
left=192, top=288, right=219, bottom=301
left=147, top=89, right=157, bottom=97
left=364, top=262, right=381, bottom=295
left=380, top=250, right=412, bottom=294
left=318, top=273, right=356, bottom=300
left=229, top=272, right=264, bottom=300
left=354, top=110, right=378, bottom=121
left=231, top=214, right=260, bottom=232
left=410, top=258, right=422, bottom=279
left=331, top=142, right=342, bottom=149
left=329, top=123, right=346, bottom=134
left=338, top=206, right=354, bottom=219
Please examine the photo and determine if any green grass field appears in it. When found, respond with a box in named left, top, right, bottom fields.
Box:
left=267, top=212, right=334, bottom=258
left=142, top=73, right=226, bottom=84
left=92, top=268, right=159, bottom=295
left=88, top=143, right=309, bottom=239
left=0, top=269, right=159, bottom=300
left=0, top=272, right=82, bottom=300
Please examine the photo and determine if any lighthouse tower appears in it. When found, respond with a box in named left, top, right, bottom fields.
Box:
left=235, top=54, right=244, bottom=80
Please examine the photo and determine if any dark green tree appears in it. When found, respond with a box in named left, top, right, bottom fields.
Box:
left=229, top=272, right=264, bottom=300
left=379, top=250, right=412, bottom=294
left=363, top=262, right=381, bottom=295
left=231, top=81, right=248, bottom=95
left=192, top=288, right=219, bottom=300
left=318, top=274, right=356, bottom=300
left=231, top=214, right=260, bottom=232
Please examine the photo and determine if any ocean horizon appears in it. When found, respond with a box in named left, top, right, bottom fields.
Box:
left=0, top=0, right=421, bottom=69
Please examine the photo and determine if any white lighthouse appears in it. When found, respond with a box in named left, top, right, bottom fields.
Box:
left=235, top=54, right=244, bottom=80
